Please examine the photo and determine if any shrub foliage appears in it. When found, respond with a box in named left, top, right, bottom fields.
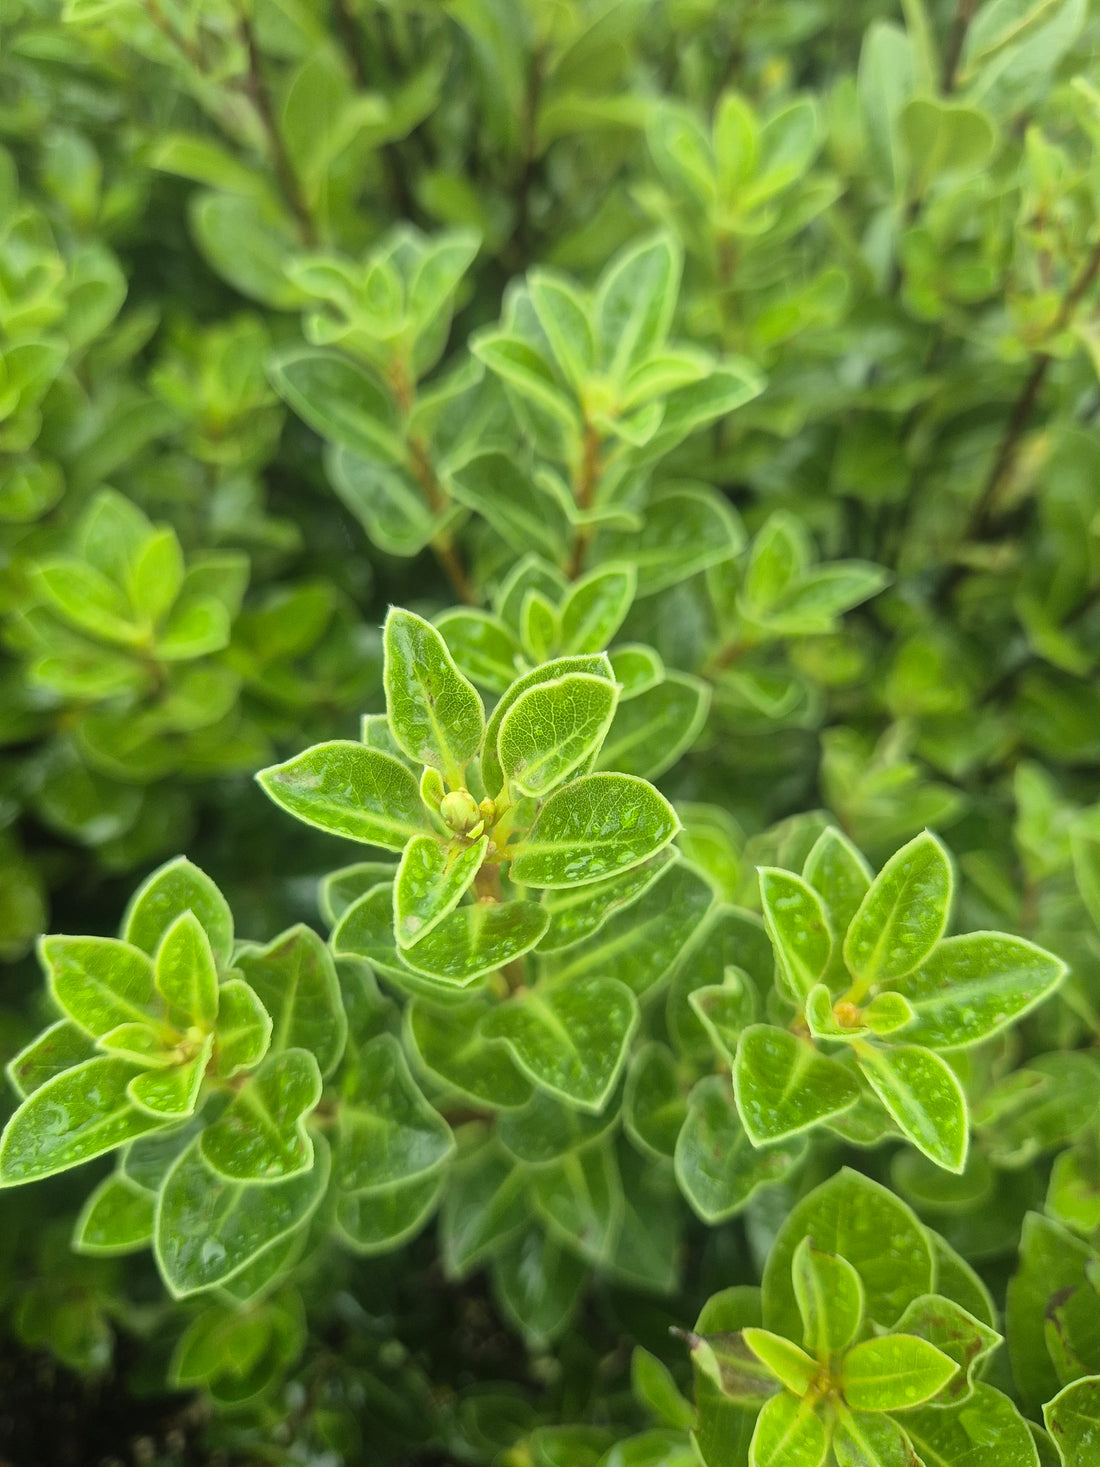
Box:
left=2, top=0, right=1100, bottom=1463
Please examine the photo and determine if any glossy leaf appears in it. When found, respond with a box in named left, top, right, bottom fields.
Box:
left=792, top=1238, right=865, bottom=1359
left=335, top=1034, right=454, bottom=1192
left=257, top=741, right=428, bottom=850
left=234, top=926, right=345, bottom=1077
left=842, top=1333, right=957, bottom=1411
left=400, top=900, right=549, bottom=985
left=394, top=834, right=487, bottom=947
left=749, top=1391, right=828, bottom=1467
left=383, top=608, right=484, bottom=782
left=209, top=979, right=273, bottom=1079
left=154, top=912, right=219, bottom=1030
left=405, top=997, right=533, bottom=1110
left=41, top=935, right=157, bottom=1038
left=757, top=868, right=833, bottom=1003
left=122, top=857, right=233, bottom=967
left=508, top=773, right=679, bottom=887
left=200, top=1049, right=322, bottom=1182
left=843, top=832, right=953, bottom=987
left=480, top=653, right=613, bottom=798
left=675, top=1076, right=805, bottom=1223
left=734, top=1026, right=860, bottom=1143
left=498, top=673, right=619, bottom=797
left=856, top=1043, right=969, bottom=1173
left=73, top=1173, right=155, bottom=1255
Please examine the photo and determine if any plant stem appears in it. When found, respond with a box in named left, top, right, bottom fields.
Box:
left=961, top=234, right=1100, bottom=548
left=566, top=422, right=602, bottom=579
left=940, top=0, right=975, bottom=95
left=236, top=8, right=317, bottom=246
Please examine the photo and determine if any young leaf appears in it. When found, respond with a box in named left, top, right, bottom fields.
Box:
left=257, top=740, right=429, bottom=850
left=832, top=1408, right=914, bottom=1467
left=802, top=827, right=872, bottom=937
left=41, top=935, right=157, bottom=1038
left=508, top=773, right=679, bottom=887
left=763, top=1170, right=933, bottom=1338
left=200, top=1049, right=322, bottom=1182
left=497, top=673, right=619, bottom=797
left=394, top=834, right=487, bottom=947
left=757, top=869, right=833, bottom=1002
left=676, top=1075, right=806, bottom=1223
left=0, top=1057, right=164, bottom=1185
left=841, top=1334, right=958, bottom=1411
left=595, top=235, right=681, bottom=380
left=856, top=1043, right=969, bottom=1173
left=155, top=1133, right=331, bottom=1297
left=792, top=1239, right=865, bottom=1360
left=383, top=608, right=485, bottom=782
left=749, top=1391, right=828, bottom=1467
left=234, top=926, right=345, bottom=1077
left=843, top=832, right=953, bottom=988
left=481, top=653, right=613, bottom=797
left=558, top=564, right=636, bottom=654
left=209, top=978, right=273, bottom=1079
left=334, top=1034, right=454, bottom=1192
left=480, top=975, right=639, bottom=1113
left=154, top=912, right=219, bottom=1030
left=127, top=1033, right=213, bottom=1119
left=741, top=1328, right=819, bottom=1396
left=734, top=1026, right=860, bottom=1143
left=122, top=856, right=233, bottom=967
left=892, top=933, right=1066, bottom=1050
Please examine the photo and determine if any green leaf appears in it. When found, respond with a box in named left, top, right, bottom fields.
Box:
left=209, top=978, right=273, bottom=1079
left=802, top=827, right=872, bottom=939
left=201, top=1049, right=322, bottom=1182
left=610, top=644, right=665, bottom=699
left=1044, top=1376, right=1100, bottom=1467
left=440, top=1146, right=530, bottom=1279
left=6, top=1019, right=97, bottom=1099
left=531, top=1141, right=622, bottom=1265
left=122, top=857, right=233, bottom=968
left=842, top=1333, right=957, bottom=1411
left=154, top=912, right=219, bottom=1030
left=857, top=1043, right=969, bottom=1173
left=32, top=556, right=139, bottom=645
left=155, top=1133, right=330, bottom=1297
left=481, top=653, right=613, bottom=797
left=749, top=1391, right=828, bottom=1467
left=435, top=609, right=522, bottom=693
left=688, top=972, right=759, bottom=1063
left=539, top=848, right=675, bottom=953
left=831, top=1409, right=913, bottom=1467
left=631, top=1347, right=696, bottom=1432
left=450, top=452, right=570, bottom=561
left=558, top=564, right=636, bottom=654
left=792, top=1239, right=865, bottom=1360
left=127, top=1035, right=213, bottom=1119
left=509, top=773, right=679, bottom=887
left=544, top=859, right=715, bottom=996
left=891, top=933, right=1066, bottom=1050
left=675, top=1076, right=805, bottom=1223
left=0, top=1057, right=164, bottom=1185
left=757, top=868, right=833, bottom=1002
left=400, top=900, right=549, bottom=985
left=73, top=1173, right=155, bottom=1255
left=406, top=997, right=533, bottom=1110
left=334, top=1034, right=454, bottom=1192
left=481, top=976, right=638, bottom=1113
left=892, top=1294, right=1001, bottom=1407
left=383, top=608, right=485, bottom=782
left=602, top=484, right=745, bottom=597
left=268, top=348, right=404, bottom=461
left=394, top=834, right=487, bottom=947
left=41, top=935, right=156, bottom=1038
left=492, top=1227, right=586, bottom=1348
left=843, top=833, right=953, bottom=988
left=763, top=1169, right=933, bottom=1337
left=498, top=673, right=619, bottom=797
left=497, top=1087, right=616, bottom=1168
left=257, top=740, right=428, bottom=850
left=234, top=925, right=345, bottom=1078
left=527, top=270, right=594, bottom=389
left=595, top=235, right=681, bottom=380
left=904, top=1385, right=1040, bottom=1467
left=327, top=446, right=455, bottom=557
left=597, top=671, right=711, bottom=781
left=320, top=860, right=398, bottom=926
left=623, top=1043, right=687, bottom=1160
left=334, top=1171, right=445, bottom=1256
left=734, top=1026, right=860, bottom=1143
left=98, top=1021, right=174, bottom=1067
left=742, top=1328, right=818, bottom=1395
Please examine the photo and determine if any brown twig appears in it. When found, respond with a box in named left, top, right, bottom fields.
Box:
left=236, top=8, right=317, bottom=246
left=941, top=0, right=976, bottom=95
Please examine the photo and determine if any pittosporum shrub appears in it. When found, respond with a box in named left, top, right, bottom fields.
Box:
left=1, top=1, right=1100, bottom=1464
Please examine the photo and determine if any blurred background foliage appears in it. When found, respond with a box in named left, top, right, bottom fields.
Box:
left=1, top=0, right=1100, bottom=1461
